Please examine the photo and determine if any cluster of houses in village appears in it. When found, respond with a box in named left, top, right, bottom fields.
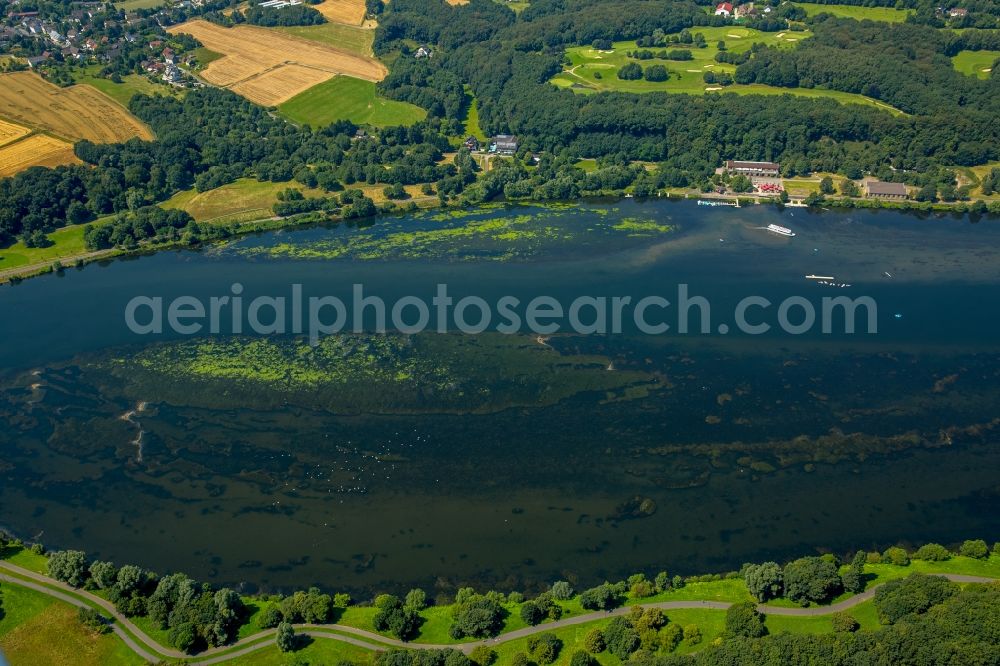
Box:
left=0, top=0, right=201, bottom=85
left=713, top=2, right=772, bottom=19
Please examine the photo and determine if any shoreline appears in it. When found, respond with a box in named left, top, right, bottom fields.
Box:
left=1, top=191, right=997, bottom=287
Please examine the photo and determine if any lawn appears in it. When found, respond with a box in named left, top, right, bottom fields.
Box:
left=952, top=49, right=1000, bottom=79
left=791, top=2, right=913, bottom=22
left=0, top=224, right=93, bottom=271
left=235, top=637, right=375, bottom=665
left=192, top=46, right=224, bottom=68
left=278, top=76, right=426, bottom=128
left=114, top=0, right=167, bottom=9
left=162, top=178, right=327, bottom=224
left=76, top=68, right=180, bottom=107
left=463, top=93, right=487, bottom=142
left=0, top=585, right=144, bottom=666
left=551, top=28, right=901, bottom=114
left=276, top=23, right=374, bottom=56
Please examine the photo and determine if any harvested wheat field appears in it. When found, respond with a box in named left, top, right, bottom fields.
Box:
left=231, top=64, right=333, bottom=106
left=168, top=20, right=387, bottom=106
left=0, top=134, right=80, bottom=177
left=0, top=119, right=31, bottom=148
left=445, top=0, right=469, bottom=5
left=314, top=0, right=366, bottom=25
left=0, top=72, right=154, bottom=143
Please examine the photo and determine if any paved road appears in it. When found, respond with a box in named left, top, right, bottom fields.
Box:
left=0, top=561, right=994, bottom=665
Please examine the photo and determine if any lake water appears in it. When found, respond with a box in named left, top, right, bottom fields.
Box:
left=1, top=199, right=999, bottom=597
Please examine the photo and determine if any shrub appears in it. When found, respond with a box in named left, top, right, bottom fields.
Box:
left=617, top=62, right=643, bottom=80
left=959, top=539, right=989, bottom=559
left=783, top=557, right=842, bottom=605
left=584, top=627, right=605, bottom=653
left=643, top=65, right=669, bottom=82
left=469, top=646, right=497, bottom=666
left=579, top=583, right=620, bottom=611
left=630, top=580, right=655, bottom=598
left=276, top=621, right=297, bottom=653
left=569, top=650, right=595, bottom=666
left=77, top=607, right=110, bottom=634
left=550, top=581, right=573, bottom=600
left=914, top=543, right=951, bottom=561
left=47, top=550, right=88, bottom=587
left=258, top=606, right=283, bottom=629
left=405, top=588, right=427, bottom=610
left=660, top=623, right=683, bottom=652
left=450, top=594, right=504, bottom=638
left=724, top=602, right=767, bottom=639
left=654, top=572, right=670, bottom=592
left=519, top=601, right=544, bottom=626
left=88, top=561, right=117, bottom=590
left=373, top=595, right=421, bottom=641
left=874, top=574, right=957, bottom=624
left=169, top=622, right=197, bottom=653
left=683, top=624, right=701, bottom=644
left=603, top=617, right=640, bottom=659
left=744, top=562, right=783, bottom=602
left=527, top=633, right=562, bottom=664
left=882, top=547, right=910, bottom=566
left=832, top=612, right=859, bottom=633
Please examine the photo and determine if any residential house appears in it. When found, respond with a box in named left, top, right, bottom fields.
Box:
left=735, top=3, right=757, bottom=18
left=463, top=135, right=480, bottom=151
left=491, top=134, right=518, bottom=155
left=415, top=46, right=432, bottom=58
left=724, top=160, right=780, bottom=177
left=865, top=180, right=908, bottom=199
left=714, top=2, right=733, bottom=16
left=949, top=7, right=968, bottom=17
left=25, top=54, right=47, bottom=67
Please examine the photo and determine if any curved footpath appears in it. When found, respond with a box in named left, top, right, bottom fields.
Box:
left=0, top=561, right=995, bottom=665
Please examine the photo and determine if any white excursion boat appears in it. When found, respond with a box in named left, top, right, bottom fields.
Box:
left=766, top=224, right=795, bottom=237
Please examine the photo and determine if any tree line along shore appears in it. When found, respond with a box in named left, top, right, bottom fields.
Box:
left=2, top=532, right=999, bottom=664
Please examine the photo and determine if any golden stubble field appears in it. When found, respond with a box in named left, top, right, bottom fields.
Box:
left=168, top=20, right=387, bottom=106
left=0, top=134, right=81, bottom=177
left=314, top=0, right=366, bottom=25
left=0, top=72, right=154, bottom=143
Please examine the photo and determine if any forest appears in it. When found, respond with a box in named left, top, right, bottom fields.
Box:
left=374, top=0, right=1000, bottom=181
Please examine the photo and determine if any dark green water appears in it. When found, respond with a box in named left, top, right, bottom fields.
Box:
left=1, top=200, right=999, bottom=596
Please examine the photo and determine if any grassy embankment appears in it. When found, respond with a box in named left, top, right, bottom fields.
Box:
left=75, top=66, right=184, bottom=108
left=551, top=26, right=903, bottom=115
left=790, top=2, right=913, bottom=22
left=3, top=538, right=1000, bottom=666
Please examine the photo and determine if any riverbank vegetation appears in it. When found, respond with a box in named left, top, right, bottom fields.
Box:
left=3, top=531, right=999, bottom=664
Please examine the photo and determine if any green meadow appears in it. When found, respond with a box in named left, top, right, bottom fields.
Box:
left=76, top=68, right=182, bottom=108
left=278, top=76, right=426, bottom=128
left=552, top=27, right=900, bottom=113
left=791, top=2, right=913, bottom=22
left=952, top=49, right=1000, bottom=78
left=277, top=23, right=375, bottom=56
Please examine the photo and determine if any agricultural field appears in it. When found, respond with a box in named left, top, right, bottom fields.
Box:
left=168, top=20, right=387, bottom=106
left=313, top=0, right=367, bottom=25
left=791, top=2, right=913, bottom=22
left=277, top=22, right=375, bottom=55
left=0, top=72, right=154, bottom=143
left=552, top=27, right=901, bottom=114
left=279, top=76, right=426, bottom=127
left=0, top=134, right=79, bottom=177
left=0, top=119, right=30, bottom=147
left=952, top=49, right=999, bottom=78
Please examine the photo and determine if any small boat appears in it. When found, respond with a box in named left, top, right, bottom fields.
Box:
left=805, top=275, right=835, bottom=280
left=883, top=271, right=893, bottom=278
left=894, top=313, right=903, bottom=319
left=765, top=224, right=795, bottom=237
